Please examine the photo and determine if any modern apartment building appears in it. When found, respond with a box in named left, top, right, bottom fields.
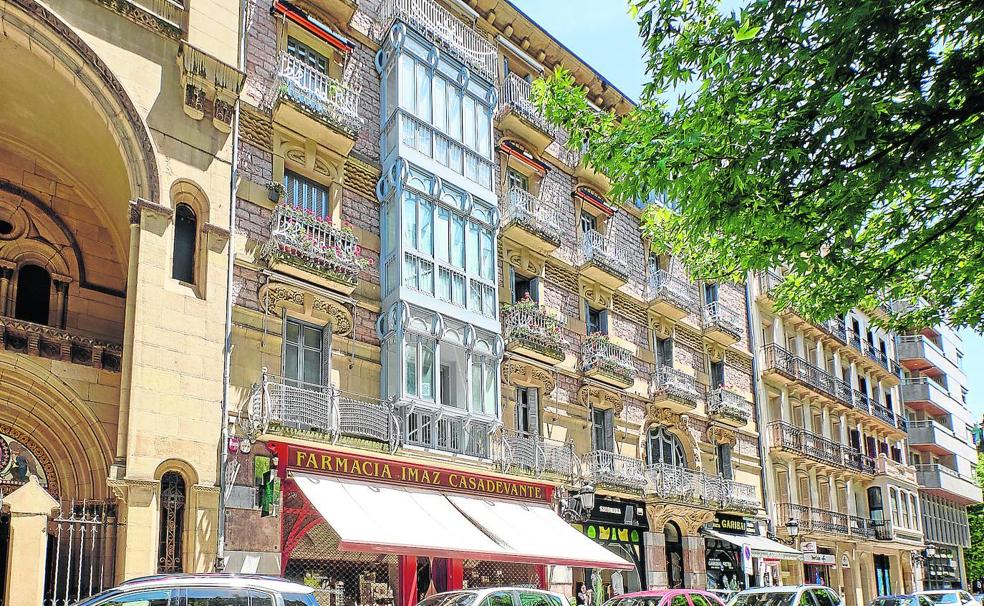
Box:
left=0, top=0, right=241, bottom=604
left=225, top=0, right=774, bottom=600
left=750, top=272, right=925, bottom=605
left=898, top=324, right=982, bottom=589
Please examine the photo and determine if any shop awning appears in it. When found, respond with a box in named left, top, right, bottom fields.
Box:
left=702, top=528, right=803, bottom=561
left=292, top=473, right=634, bottom=569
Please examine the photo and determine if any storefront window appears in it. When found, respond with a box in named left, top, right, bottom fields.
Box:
left=706, top=537, right=743, bottom=591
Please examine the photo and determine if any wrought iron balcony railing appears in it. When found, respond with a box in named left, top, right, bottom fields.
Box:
left=501, top=301, right=565, bottom=362
left=500, top=73, right=555, bottom=135
left=646, top=268, right=698, bottom=312
left=495, top=431, right=581, bottom=479
left=584, top=450, right=647, bottom=491
left=758, top=270, right=783, bottom=296
left=762, top=344, right=854, bottom=407
left=379, top=0, right=497, bottom=82
left=701, top=301, right=743, bottom=340
left=779, top=503, right=850, bottom=536
left=582, top=334, right=635, bottom=386
left=502, top=187, right=562, bottom=247
left=650, top=366, right=702, bottom=408
left=769, top=421, right=873, bottom=475
left=272, top=53, right=364, bottom=136
left=579, top=229, right=630, bottom=281
left=707, top=388, right=752, bottom=425
left=398, top=403, right=495, bottom=458
left=260, top=203, right=365, bottom=286
left=646, top=464, right=760, bottom=511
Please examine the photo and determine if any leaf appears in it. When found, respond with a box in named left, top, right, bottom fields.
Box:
left=733, top=23, right=761, bottom=41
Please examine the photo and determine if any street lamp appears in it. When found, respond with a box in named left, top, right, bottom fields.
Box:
left=786, top=518, right=800, bottom=539
left=926, top=544, right=937, bottom=558
left=579, top=484, right=596, bottom=512
left=560, top=483, right=596, bottom=523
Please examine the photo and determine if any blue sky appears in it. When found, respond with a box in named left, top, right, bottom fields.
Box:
left=512, top=0, right=984, bottom=420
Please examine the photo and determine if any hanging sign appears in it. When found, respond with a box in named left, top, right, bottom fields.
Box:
left=742, top=544, right=753, bottom=573
left=801, top=541, right=818, bottom=554
left=841, top=554, right=850, bottom=569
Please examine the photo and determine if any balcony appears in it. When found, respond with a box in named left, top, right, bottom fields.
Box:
left=498, top=73, right=556, bottom=153
left=248, top=371, right=399, bottom=451
left=847, top=330, right=903, bottom=381
left=756, top=270, right=783, bottom=302
left=874, top=454, right=918, bottom=485
left=916, top=464, right=983, bottom=505
left=0, top=316, right=122, bottom=372
left=379, top=0, right=497, bottom=83
left=270, top=53, right=364, bottom=155
left=761, top=345, right=855, bottom=409
left=260, top=204, right=366, bottom=294
left=495, top=432, right=580, bottom=479
left=649, top=366, right=701, bottom=410
left=579, top=229, right=630, bottom=289
left=768, top=421, right=874, bottom=475
left=707, top=388, right=753, bottom=427
left=646, top=269, right=698, bottom=320
left=501, top=300, right=565, bottom=365
left=897, top=334, right=949, bottom=377
left=582, top=334, right=635, bottom=389
left=500, top=188, right=562, bottom=254
left=89, top=0, right=184, bottom=39
left=901, top=378, right=960, bottom=417
left=584, top=450, right=647, bottom=492
left=779, top=503, right=850, bottom=537
left=908, top=420, right=976, bottom=458
left=870, top=400, right=901, bottom=429
left=399, top=403, right=495, bottom=459
left=645, top=464, right=760, bottom=512
left=701, top=302, right=743, bottom=346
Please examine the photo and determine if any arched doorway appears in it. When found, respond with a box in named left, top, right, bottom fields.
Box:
left=664, top=522, right=684, bottom=588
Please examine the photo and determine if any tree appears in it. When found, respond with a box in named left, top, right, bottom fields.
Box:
left=966, top=450, right=984, bottom=584
left=534, top=0, right=984, bottom=331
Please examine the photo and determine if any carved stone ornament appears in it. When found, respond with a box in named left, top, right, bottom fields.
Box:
left=706, top=425, right=737, bottom=446
left=579, top=278, right=612, bottom=310
left=646, top=502, right=716, bottom=535
left=505, top=246, right=543, bottom=277
left=707, top=342, right=726, bottom=363
left=260, top=282, right=353, bottom=336
left=650, top=315, right=674, bottom=340
left=645, top=405, right=682, bottom=428
left=578, top=384, right=623, bottom=414
left=502, top=360, right=555, bottom=393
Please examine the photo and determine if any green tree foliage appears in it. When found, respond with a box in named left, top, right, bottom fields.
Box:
left=534, top=0, right=984, bottom=331
left=966, top=451, right=984, bottom=583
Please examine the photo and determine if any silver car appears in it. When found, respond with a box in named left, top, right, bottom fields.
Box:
left=72, top=573, right=318, bottom=606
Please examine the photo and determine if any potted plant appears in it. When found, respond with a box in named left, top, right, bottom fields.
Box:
left=266, top=181, right=286, bottom=203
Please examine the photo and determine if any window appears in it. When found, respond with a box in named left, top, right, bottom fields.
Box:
left=285, top=171, right=331, bottom=218
left=655, top=336, right=673, bottom=368
left=591, top=408, right=615, bottom=452
left=284, top=319, right=324, bottom=386
left=703, top=282, right=719, bottom=305
left=516, top=387, right=539, bottom=435
left=810, top=590, right=839, bottom=606
left=157, top=472, right=186, bottom=573
left=647, top=426, right=686, bottom=467
left=286, top=37, right=328, bottom=74
left=405, top=336, right=436, bottom=402
left=519, top=592, right=553, bottom=606
left=716, top=443, right=733, bottom=480
left=14, top=264, right=51, bottom=325
left=281, top=595, right=319, bottom=606
left=469, top=358, right=496, bottom=415
left=172, top=203, right=197, bottom=283
left=485, top=593, right=513, bottom=606
left=95, top=590, right=172, bottom=606
left=185, top=588, right=251, bottom=606
left=249, top=592, right=276, bottom=606
left=586, top=303, right=607, bottom=335
left=580, top=211, right=597, bottom=235
left=507, top=168, right=529, bottom=192
left=691, top=596, right=715, bottom=606
left=710, top=359, right=725, bottom=388
left=511, top=271, right=538, bottom=303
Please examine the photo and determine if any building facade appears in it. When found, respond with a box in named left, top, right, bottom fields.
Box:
left=898, top=324, right=982, bottom=589
left=0, top=0, right=241, bottom=604
left=225, top=0, right=772, bottom=601
left=750, top=273, right=926, bottom=606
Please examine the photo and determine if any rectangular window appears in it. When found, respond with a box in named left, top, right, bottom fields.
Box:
left=516, top=387, right=539, bottom=435
left=404, top=340, right=418, bottom=397
left=403, top=192, right=418, bottom=249
left=283, top=318, right=324, bottom=386
left=419, top=199, right=434, bottom=256
left=440, top=364, right=452, bottom=407
left=286, top=37, right=328, bottom=73
left=580, top=211, right=597, bottom=235
left=480, top=229, right=494, bottom=280
left=716, top=443, right=733, bottom=480
left=284, top=171, right=331, bottom=218
left=586, top=304, right=607, bottom=335
left=414, top=62, right=431, bottom=121
left=507, top=168, right=529, bottom=192
left=433, top=76, right=447, bottom=133
left=463, top=95, right=475, bottom=149
left=399, top=54, right=415, bottom=112
left=420, top=340, right=435, bottom=401
left=655, top=336, right=673, bottom=368
left=435, top=206, right=450, bottom=262
left=704, top=282, right=719, bottom=305
left=592, top=408, right=615, bottom=452
left=710, top=359, right=725, bottom=388
left=451, top=215, right=466, bottom=268
left=512, top=272, right=538, bottom=303
left=467, top=222, right=480, bottom=274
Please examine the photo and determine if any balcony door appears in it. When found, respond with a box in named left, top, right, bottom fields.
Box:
left=515, top=387, right=539, bottom=436
left=284, top=170, right=331, bottom=218
left=655, top=336, right=673, bottom=369
left=283, top=317, right=325, bottom=386
left=591, top=408, right=615, bottom=452
left=646, top=426, right=686, bottom=468
left=507, top=168, right=528, bottom=193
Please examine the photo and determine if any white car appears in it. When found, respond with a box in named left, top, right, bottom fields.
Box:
left=918, top=591, right=982, bottom=606
left=726, top=585, right=845, bottom=606
left=72, top=573, right=318, bottom=606
left=419, top=588, right=569, bottom=606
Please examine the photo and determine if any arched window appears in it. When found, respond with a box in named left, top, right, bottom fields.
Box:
left=172, top=203, right=197, bottom=283
left=14, top=264, right=51, bottom=325
left=664, top=522, right=684, bottom=588
left=646, top=426, right=686, bottom=468
left=157, top=471, right=186, bottom=573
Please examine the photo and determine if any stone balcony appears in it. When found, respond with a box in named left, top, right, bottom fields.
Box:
left=874, top=454, right=918, bottom=485
left=0, top=316, right=122, bottom=372
left=646, top=268, right=698, bottom=320
left=260, top=203, right=366, bottom=294
left=498, top=73, right=556, bottom=153
left=908, top=419, right=977, bottom=459
left=89, top=0, right=184, bottom=39
left=701, top=301, right=743, bottom=346
left=916, top=464, right=983, bottom=505
left=495, top=432, right=580, bottom=479
left=581, top=334, right=635, bottom=389
left=649, top=366, right=701, bottom=411
left=645, top=463, right=760, bottom=512
left=583, top=450, right=647, bottom=492
left=501, top=300, right=565, bottom=365
left=500, top=187, right=562, bottom=254
left=269, top=53, right=364, bottom=155
left=578, top=229, right=630, bottom=290
left=706, top=387, right=753, bottom=427
left=901, top=377, right=962, bottom=417
left=897, top=333, right=950, bottom=376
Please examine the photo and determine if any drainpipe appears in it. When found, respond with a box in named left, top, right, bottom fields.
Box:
left=744, top=274, right=773, bottom=531
left=217, top=0, right=248, bottom=572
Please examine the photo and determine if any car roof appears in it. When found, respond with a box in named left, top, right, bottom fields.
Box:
left=427, top=589, right=566, bottom=599
left=616, top=589, right=723, bottom=599
left=117, top=574, right=313, bottom=594
left=736, top=586, right=828, bottom=594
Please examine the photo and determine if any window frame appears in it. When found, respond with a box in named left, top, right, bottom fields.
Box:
left=172, top=202, right=198, bottom=285
left=282, top=316, right=327, bottom=387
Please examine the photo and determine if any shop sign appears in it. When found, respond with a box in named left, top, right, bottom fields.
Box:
left=274, top=443, right=552, bottom=502
left=804, top=553, right=836, bottom=566
left=801, top=541, right=818, bottom=554
left=574, top=523, right=643, bottom=546
left=714, top=513, right=749, bottom=535
left=741, top=544, right=753, bottom=573
left=841, top=555, right=850, bottom=569
left=588, top=497, right=648, bottom=529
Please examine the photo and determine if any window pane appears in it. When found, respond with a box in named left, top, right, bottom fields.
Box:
left=463, top=96, right=475, bottom=149
left=403, top=255, right=418, bottom=289
left=284, top=344, right=299, bottom=381
left=420, top=260, right=434, bottom=294
left=419, top=199, right=434, bottom=255
left=403, top=193, right=417, bottom=249
left=435, top=206, right=451, bottom=262
left=186, top=587, right=251, bottom=606
left=451, top=216, right=466, bottom=268
left=470, top=281, right=482, bottom=312
left=433, top=77, right=447, bottom=132
left=480, top=229, right=494, bottom=280
left=286, top=320, right=300, bottom=343
left=399, top=55, right=415, bottom=111
left=448, top=88, right=462, bottom=139
left=476, top=103, right=490, bottom=157
left=452, top=274, right=465, bottom=305
left=302, top=348, right=321, bottom=384
left=172, top=204, right=196, bottom=283
left=250, top=592, right=276, bottom=606
left=415, top=63, right=431, bottom=121
left=405, top=341, right=418, bottom=396
left=471, top=362, right=482, bottom=413
left=101, top=590, right=173, bottom=605
left=439, top=268, right=452, bottom=301
left=467, top=222, right=480, bottom=274
left=303, top=326, right=321, bottom=349
left=421, top=341, right=435, bottom=401
left=484, top=364, right=495, bottom=414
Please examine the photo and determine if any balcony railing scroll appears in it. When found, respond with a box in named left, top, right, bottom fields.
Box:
left=271, top=53, right=364, bottom=135
left=707, top=388, right=752, bottom=424
left=502, top=188, right=562, bottom=246
left=584, top=450, right=647, bottom=491
left=582, top=335, right=635, bottom=385
left=500, top=73, right=555, bottom=135
left=646, top=268, right=698, bottom=311
left=701, top=301, right=743, bottom=339
left=495, top=431, right=581, bottom=479
left=260, top=203, right=365, bottom=285
left=650, top=366, right=702, bottom=406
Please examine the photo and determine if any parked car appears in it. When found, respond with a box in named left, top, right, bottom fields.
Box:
left=604, top=589, right=726, bottom=606
left=918, top=591, right=982, bottom=606
left=726, top=586, right=844, bottom=606
left=419, top=588, right=568, bottom=606
left=870, top=595, right=936, bottom=606
left=72, top=574, right=318, bottom=606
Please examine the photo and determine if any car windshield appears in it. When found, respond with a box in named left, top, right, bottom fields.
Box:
left=69, top=590, right=123, bottom=606
left=419, top=592, right=480, bottom=606
left=872, top=599, right=911, bottom=606
left=606, top=598, right=662, bottom=606
left=923, top=595, right=960, bottom=604
left=730, top=592, right=796, bottom=606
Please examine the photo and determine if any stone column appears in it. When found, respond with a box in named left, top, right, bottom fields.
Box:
left=846, top=478, right=857, bottom=517
left=821, top=406, right=832, bottom=439
left=681, top=535, right=707, bottom=589
left=112, top=478, right=161, bottom=581
left=3, top=476, right=59, bottom=606
left=0, top=262, right=14, bottom=316
left=794, top=333, right=806, bottom=358
left=815, top=341, right=825, bottom=370
left=51, top=276, right=71, bottom=329
left=645, top=531, right=667, bottom=589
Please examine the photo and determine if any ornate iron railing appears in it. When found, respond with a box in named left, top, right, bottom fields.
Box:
left=870, top=400, right=898, bottom=426
left=496, top=431, right=580, bottom=479
left=843, top=448, right=877, bottom=475
left=646, top=268, right=698, bottom=311
left=758, top=270, right=783, bottom=296
left=849, top=515, right=876, bottom=540
left=501, top=301, right=564, bottom=360
left=584, top=450, right=647, bottom=490
left=261, top=203, right=364, bottom=285
left=500, top=73, right=554, bottom=135
left=701, top=301, right=743, bottom=339
left=769, top=421, right=872, bottom=475
left=707, top=388, right=752, bottom=424
left=582, top=335, right=635, bottom=385
left=650, top=366, right=701, bottom=407
left=502, top=187, right=562, bottom=246
left=398, top=403, right=495, bottom=458
left=780, top=503, right=850, bottom=536
left=762, top=344, right=854, bottom=407
left=580, top=229, right=630, bottom=281
left=379, top=0, right=497, bottom=82
left=272, top=53, right=363, bottom=135
left=645, top=464, right=759, bottom=511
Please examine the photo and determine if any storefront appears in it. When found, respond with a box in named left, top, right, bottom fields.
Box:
left=925, top=547, right=962, bottom=590
left=272, top=443, right=633, bottom=606
left=702, top=515, right=802, bottom=591
left=571, top=497, right=648, bottom=601
left=802, top=544, right=836, bottom=587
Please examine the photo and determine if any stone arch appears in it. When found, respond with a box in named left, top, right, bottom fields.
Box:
left=154, top=458, right=201, bottom=487
left=170, top=179, right=211, bottom=226
left=0, top=351, right=113, bottom=500
left=1, top=0, right=160, bottom=204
